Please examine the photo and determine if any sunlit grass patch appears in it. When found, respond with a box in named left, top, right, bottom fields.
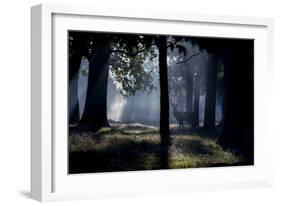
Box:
left=169, top=135, right=243, bottom=168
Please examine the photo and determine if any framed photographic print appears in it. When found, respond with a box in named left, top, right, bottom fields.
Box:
left=31, top=3, right=274, bottom=201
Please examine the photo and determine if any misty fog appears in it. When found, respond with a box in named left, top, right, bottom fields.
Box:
left=76, top=41, right=222, bottom=127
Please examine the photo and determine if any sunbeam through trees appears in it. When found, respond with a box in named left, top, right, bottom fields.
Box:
left=68, top=31, right=254, bottom=174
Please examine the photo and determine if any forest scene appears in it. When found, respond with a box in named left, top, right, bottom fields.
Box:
left=68, top=31, right=254, bottom=174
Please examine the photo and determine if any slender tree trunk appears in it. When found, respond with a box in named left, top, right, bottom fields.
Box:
left=186, top=71, right=193, bottom=113
left=79, top=43, right=111, bottom=131
left=218, top=55, right=227, bottom=128
left=69, top=49, right=83, bottom=123
left=192, top=69, right=200, bottom=128
left=158, top=36, right=170, bottom=169
left=203, top=54, right=217, bottom=130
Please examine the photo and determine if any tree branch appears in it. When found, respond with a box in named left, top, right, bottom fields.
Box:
left=111, top=47, right=147, bottom=57
left=176, top=52, right=201, bottom=64
left=110, top=49, right=128, bottom=55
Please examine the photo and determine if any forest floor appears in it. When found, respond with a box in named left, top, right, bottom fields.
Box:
left=69, top=123, right=245, bottom=174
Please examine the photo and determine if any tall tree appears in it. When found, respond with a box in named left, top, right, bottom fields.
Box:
left=70, top=33, right=197, bottom=167
left=78, top=34, right=154, bottom=131
left=79, top=41, right=112, bottom=130
left=69, top=49, right=83, bottom=123
left=168, top=42, right=201, bottom=128
left=185, top=70, right=193, bottom=113
left=218, top=40, right=254, bottom=160
left=68, top=33, right=89, bottom=123
left=157, top=36, right=170, bottom=169
left=203, top=54, right=217, bottom=130
left=192, top=65, right=200, bottom=127
left=189, top=38, right=229, bottom=131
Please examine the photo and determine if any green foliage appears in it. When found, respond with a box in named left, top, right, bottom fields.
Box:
left=167, top=41, right=196, bottom=97
left=69, top=32, right=210, bottom=99
left=109, top=47, right=157, bottom=97
left=69, top=32, right=158, bottom=98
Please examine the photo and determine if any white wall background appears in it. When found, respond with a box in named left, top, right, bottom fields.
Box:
left=0, top=0, right=280, bottom=205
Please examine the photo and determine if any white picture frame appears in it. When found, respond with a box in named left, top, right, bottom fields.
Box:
left=31, top=3, right=274, bottom=202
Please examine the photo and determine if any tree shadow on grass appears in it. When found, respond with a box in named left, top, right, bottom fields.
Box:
left=69, top=138, right=162, bottom=174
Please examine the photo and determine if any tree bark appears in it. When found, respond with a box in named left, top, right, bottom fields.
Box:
left=185, top=71, right=193, bottom=113
left=192, top=68, right=200, bottom=128
left=69, top=49, right=83, bottom=123
left=218, top=48, right=243, bottom=148
left=217, top=55, right=227, bottom=128
left=158, top=36, right=170, bottom=169
left=218, top=41, right=254, bottom=161
left=79, top=42, right=111, bottom=131
left=203, top=54, right=217, bottom=130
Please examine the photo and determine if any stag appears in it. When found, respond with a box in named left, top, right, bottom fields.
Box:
left=171, top=102, right=194, bottom=130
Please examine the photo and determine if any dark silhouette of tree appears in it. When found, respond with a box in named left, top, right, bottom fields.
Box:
left=68, top=33, right=90, bottom=123
left=74, top=32, right=154, bottom=131
left=189, top=38, right=226, bottom=130
left=157, top=36, right=170, bottom=168
left=203, top=54, right=217, bottom=130
left=185, top=70, right=193, bottom=113
left=192, top=65, right=200, bottom=128
left=175, top=46, right=199, bottom=115
left=218, top=40, right=254, bottom=160
left=215, top=57, right=225, bottom=127
left=69, top=49, right=82, bottom=123
left=192, top=37, right=253, bottom=159
left=79, top=40, right=112, bottom=129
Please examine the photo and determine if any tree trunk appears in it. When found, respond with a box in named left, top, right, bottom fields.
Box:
left=218, top=55, right=227, bottom=128
left=158, top=36, right=170, bottom=169
left=69, top=49, right=83, bottom=123
left=186, top=71, right=193, bottom=113
left=219, top=48, right=243, bottom=149
left=79, top=43, right=111, bottom=131
left=192, top=68, right=200, bottom=128
left=218, top=41, right=254, bottom=161
left=203, top=54, right=217, bottom=130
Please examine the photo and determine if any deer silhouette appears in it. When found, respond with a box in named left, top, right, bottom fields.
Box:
left=171, top=102, right=194, bottom=130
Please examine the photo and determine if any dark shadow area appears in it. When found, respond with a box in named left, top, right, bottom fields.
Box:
left=69, top=138, right=161, bottom=174
left=210, top=161, right=252, bottom=167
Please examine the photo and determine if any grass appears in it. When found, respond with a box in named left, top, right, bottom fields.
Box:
left=169, top=136, right=241, bottom=168
left=69, top=123, right=245, bottom=174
